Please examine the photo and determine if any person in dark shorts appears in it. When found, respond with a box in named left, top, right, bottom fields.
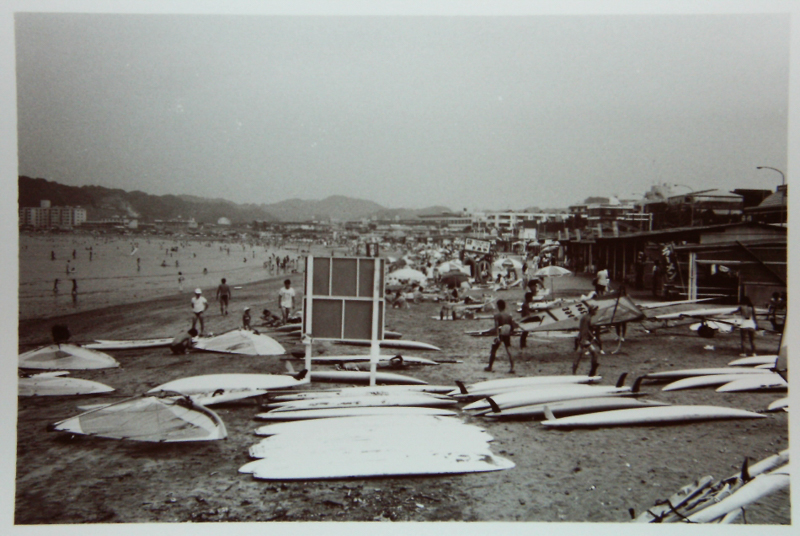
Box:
left=170, top=328, right=198, bottom=355
left=485, top=299, right=518, bottom=373
left=216, top=278, right=232, bottom=315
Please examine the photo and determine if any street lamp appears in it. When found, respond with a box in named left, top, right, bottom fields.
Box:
left=756, top=166, right=785, bottom=186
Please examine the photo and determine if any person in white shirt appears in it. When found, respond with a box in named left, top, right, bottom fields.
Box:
left=278, top=279, right=296, bottom=324
left=191, top=288, right=209, bottom=335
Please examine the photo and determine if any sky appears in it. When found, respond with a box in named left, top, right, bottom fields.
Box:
left=10, top=4, right=793, bottom=211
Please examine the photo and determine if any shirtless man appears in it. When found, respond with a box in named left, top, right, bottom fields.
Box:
left=485, top=300, right=518, bottom=373
left=573, top=303, right=600, bottom=375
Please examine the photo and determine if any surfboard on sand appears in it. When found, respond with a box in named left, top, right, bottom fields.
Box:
left=84, top=338, right=174, bottom=350
left=300, top=354, right=439, bottom=366
left=644, top=367, right=771, bottom=381
left=661, top=373, right=772, bottom=392
left=19, top=376, right=115, bottom=397
left=49, top=396, right=227, bottom=442
left=309, top=370, right=427, bottom=385
left=465, top=384, right=635, bottom=414
left=254, top=406, right=458, bottom=421
left=481, top=396, right=669, bottom=420
left=254, top=414, right=466, bottom=436
left=265, top=393, right=457, bottom=413
left=19, top=344, right=120, bottom=370
left=715, top=373, right=787, bottom=392
left=449, top=375, right=602, bottom=397
left=148, top=371, right=309, bottom=395
left=334, top=339, right=441, bottom=352
left=767, top=397, right=788, bottom=412
left=685, top=464, right=790, bottom=523
left=727, top=355, right=778, bottom=367
left=266, top=384, right=455, bottom=402
left=541, top=405, right=765, bottom=428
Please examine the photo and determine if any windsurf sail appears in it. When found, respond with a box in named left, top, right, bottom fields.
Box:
left=194, top=329, right=285, bottom=356
left=18, top=344, right=120, bottom=370
left=48, top=396, right=227, bottom=442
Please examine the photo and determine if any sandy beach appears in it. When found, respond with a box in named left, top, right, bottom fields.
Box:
left=15, top=236, right=789, bottom=524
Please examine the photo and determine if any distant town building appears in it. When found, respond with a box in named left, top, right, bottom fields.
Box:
left=217, top=217, right=231, bottom=226
left=19, top=200, right=87, bottom=229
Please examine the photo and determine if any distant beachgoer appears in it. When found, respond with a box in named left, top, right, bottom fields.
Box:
left=242, top=307, right=252, bottom=330
left=51, top=251, right=55, bottom=261
left=216, top=278, right=232, bottom=315
left=72, top=249, right=76, bottom=260
left=161, top=260, right=167, bottom=267
left=203, top=267, right=208, bottom=275
left=53, top=279, right=59, bottom=294
left=170, top=328, right=198, bottom=355
left=65, top=261, right=70, bottom=275
left=191, top=288, right=209, bottom=335
left=71, top=279, right=78, bottom=305
left=278, top=279, right=296, bottom=324
left=176, top=260, right=179, bottom=268
left=178, top=272, right=185, bottom=292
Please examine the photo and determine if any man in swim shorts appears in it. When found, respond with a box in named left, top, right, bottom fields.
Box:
left=191, top=288, right=209, bottom=335
left=216, top=278, right=232, bottom=315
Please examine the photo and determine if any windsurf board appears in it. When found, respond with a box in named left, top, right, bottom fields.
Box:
left=541, top=405, right=766, bottom=428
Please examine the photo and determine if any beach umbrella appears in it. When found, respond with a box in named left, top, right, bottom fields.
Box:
left=386, top=268, right=427, bottom=285
left=19, top=344, right=120, bottom=370
left=491, top=257, right=523, bottom=278
left=194, top=329, right=286, bottom=356
left=436, top=260, right=470, bottom=275
left=533, top=266, right=572, bottom=296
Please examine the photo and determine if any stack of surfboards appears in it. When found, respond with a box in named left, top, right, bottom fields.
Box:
left=241, top=414, right=514, bottom=480
left=652, top=363, right=787, bottom=393
left=458, top=374, right=656, bottom=419
left=632, top=449, right=789, bottom=523
left=255, top=385, right=459, bottom=421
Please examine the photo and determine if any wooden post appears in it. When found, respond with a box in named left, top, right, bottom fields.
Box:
left=369, top=257, right=382, bottom=387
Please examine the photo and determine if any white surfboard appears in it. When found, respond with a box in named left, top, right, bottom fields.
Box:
left=727, top=355, right=778, bottom=367
left=254, top=414, right=466, bottom=437
left=464, top=384, right=632, bottom=413
left=451, top=375, right=602, bottom=397
left=645, top=367, right=771, bottom=381
left=661, top=373, right=772, bottom=392
left=148, top=372, right=309, bottom=395
left=541, top=405, right=766, bottom=428
left=19, top=344, right=120, bottom=370
left=482, top=397, right=669, bottom=420
left=239, top=449, right=514, bottom=480
left=267, top=384, right=455, bottom=402
left=301, top=354, right=439, bottom=366
left=767, top=397, right=788, bottom=412
left=18, top=376, right=115, bottom=397
left=309, top=370, right=427, bottom=385
left=266, top=393, right=457, bottom=413
left=254, top=406, right=458, bottom=421
left=335, top=339, right=441, bottom=352
left=248, top=426, right=492, bottom=459
left=715, top=374, right=787, bottom=392
left=84, top=338, right=174, bottom=350
left=686, top=464, right=790, bottom=523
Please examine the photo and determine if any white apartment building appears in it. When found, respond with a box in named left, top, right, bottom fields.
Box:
left=19, top=200, right=87, bottom=228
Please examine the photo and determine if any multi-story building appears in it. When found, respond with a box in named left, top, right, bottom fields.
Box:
left=19, top=200, right=87, bottom=229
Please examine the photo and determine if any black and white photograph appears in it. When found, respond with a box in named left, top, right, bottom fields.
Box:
left=5, top=0, right=796, bottom=528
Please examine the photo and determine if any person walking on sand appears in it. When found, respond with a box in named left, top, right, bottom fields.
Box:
left=178, top=272, right=185, bottom=292
left=485, top=299, right=518, bottom=374
left=278, top=279, right=296, bottom=324
left=191, top=288, right=209, bottom=335
left=216, top=278, right=232, bottom=315
left=573, top=303, right=600, bottom=376
left=71, top=279, right=78, bottom=305
left=53, top=279, right=59, bottom=294
left=735, top=296, right=758, bottom=357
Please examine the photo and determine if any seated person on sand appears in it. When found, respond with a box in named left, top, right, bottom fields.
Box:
left=495, top=273, right=508, bottom=290
left=170, top=328, right=198, bottom=355
left=393, top=290, right=410, bottom=309
left=261, top=309, right=282, bottom=327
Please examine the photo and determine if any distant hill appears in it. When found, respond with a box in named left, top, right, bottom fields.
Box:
left=18, top=177, right=453, bottom=223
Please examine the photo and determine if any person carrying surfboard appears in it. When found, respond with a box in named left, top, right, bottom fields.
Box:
left=485, top=299, right=518, bottom=373
left=572, top=303, right=600, bottom=376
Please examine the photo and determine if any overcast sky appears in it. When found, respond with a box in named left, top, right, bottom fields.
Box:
left=13, top=7, right=791, bottom=211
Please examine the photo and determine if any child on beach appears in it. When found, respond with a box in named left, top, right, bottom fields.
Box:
left=242, top=307, right=252, bottom=330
